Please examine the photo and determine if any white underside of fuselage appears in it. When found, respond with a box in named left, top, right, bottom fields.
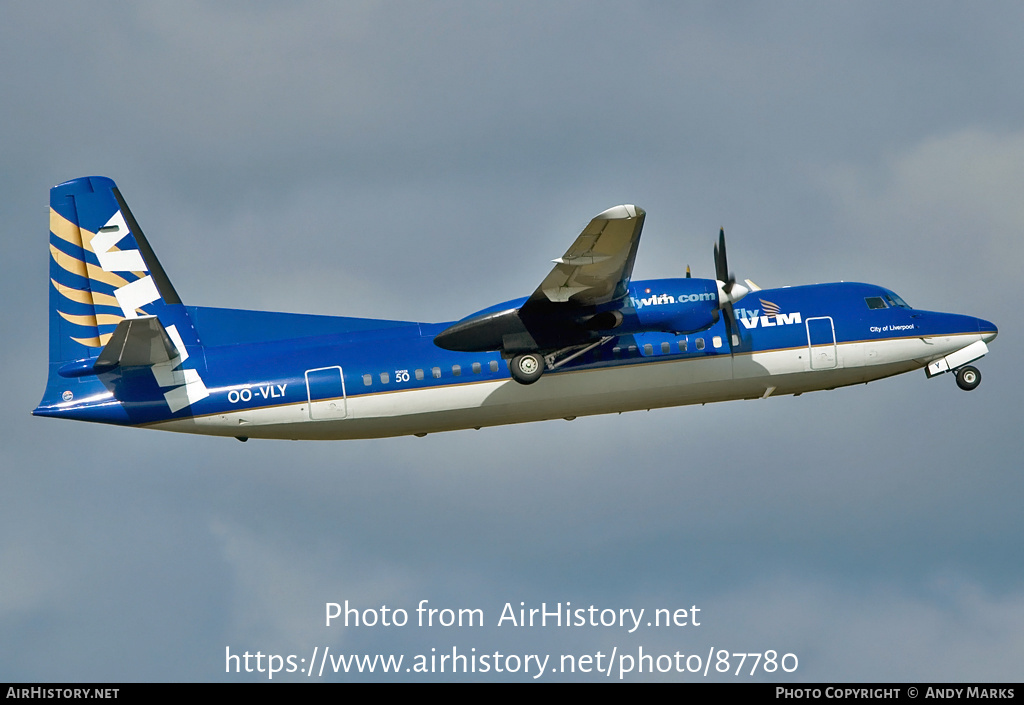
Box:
left=150, top=333, right=985, bottom=440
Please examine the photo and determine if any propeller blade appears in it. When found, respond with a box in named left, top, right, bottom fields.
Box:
left=714, top=228, right=729, bottom=283
left=711, top=227, right=747, bottom=354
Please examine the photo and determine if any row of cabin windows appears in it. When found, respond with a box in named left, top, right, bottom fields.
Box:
left=614, top=337, right=709, bottom=358
left=583, top=336, right=713, bottom=365
left=646, top=337, right=717, bottom=354
left=363, top=359, right=501, bottom=387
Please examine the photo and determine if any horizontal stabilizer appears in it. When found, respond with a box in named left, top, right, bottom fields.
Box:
left=96, top=316, right=179, bottom=369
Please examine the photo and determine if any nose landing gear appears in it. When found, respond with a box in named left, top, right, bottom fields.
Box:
left=955, top=365, right=981, bottom=391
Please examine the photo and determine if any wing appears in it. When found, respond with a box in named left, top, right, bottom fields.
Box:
left=528, top=204, right=645, bottom=305
left=434, top=205, right=646, bottom=354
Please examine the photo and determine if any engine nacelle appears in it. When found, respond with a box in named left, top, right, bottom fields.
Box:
left=629, top=278, right=720, bottom=334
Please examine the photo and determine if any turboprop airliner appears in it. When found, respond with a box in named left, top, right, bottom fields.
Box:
left=35, top=176, right=997, bottom=441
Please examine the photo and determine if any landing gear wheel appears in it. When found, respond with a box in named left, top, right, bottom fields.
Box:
left=956, top=365, right=981, bottom=391
left=510, top=353, right=544, bottom=385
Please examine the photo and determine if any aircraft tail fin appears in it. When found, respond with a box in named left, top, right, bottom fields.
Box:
left=37, top=176, right=208, bottom=421
left=46, top=176, right=186, bottom=357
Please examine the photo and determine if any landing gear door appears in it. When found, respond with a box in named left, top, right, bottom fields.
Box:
left=305, top=366, right=347, bottom=419
left=806, top=317, right=837, bottom=370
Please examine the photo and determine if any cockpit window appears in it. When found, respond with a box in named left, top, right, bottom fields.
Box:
left=885, top=292, right=911, bottom=309
left=865, top=297, right=888, bottom=310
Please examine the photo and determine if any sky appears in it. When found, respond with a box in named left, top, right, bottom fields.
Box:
left=2, top=1, right=1022, bottom=682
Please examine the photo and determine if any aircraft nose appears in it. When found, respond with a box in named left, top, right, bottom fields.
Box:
left=977, top=317, right=998, bottom=342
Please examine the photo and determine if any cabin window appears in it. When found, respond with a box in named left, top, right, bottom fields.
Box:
left=712, top=336, right=722, bottom=349
left=628, top=345, right=637, bottom=355
left=644, top=343, right=653, bottom=355
left=472, top=362, right=481, bottom=374
left=489, top=360, right=499, bottom=372
left=696, top=338, right=705, bottom=351
left=379, top=372, right=389, bottom=384
left=452, top=365, right=461, bottom=376
left=432, top=367, right=441, bottom=379
left=415, top=369, right=424, bottom=381
left=661, top=342, right=670, bottom=354
left=865, top=296, right=888, bottom=310
left=613, top=346, right=622, bottom=357
left=678, top=339, right=687, bottom=353
left=362, top=374, right=372, bottom=386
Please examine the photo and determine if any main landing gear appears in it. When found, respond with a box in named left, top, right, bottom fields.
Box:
left=510, top=353, right=545, bottom=385
left=508, top=338, right=613, bottom=385
left=955, top=365, right=981, bottom=391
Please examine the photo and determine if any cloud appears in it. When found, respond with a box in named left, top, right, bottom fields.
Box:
left=821, top=128, right=1024, bottom=303
left=3, top=1, right=1023, bottom=683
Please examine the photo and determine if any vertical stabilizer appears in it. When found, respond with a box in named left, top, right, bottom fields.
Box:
left=37, top=176, right=207, bottom=423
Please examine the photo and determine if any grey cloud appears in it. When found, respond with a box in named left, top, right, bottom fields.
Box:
left=2, top=1, right=1021, bottom=682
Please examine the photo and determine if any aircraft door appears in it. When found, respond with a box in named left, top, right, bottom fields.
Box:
left=305, top=366, right=348, bottom=419
left=805, top=317, right=837, bottom=370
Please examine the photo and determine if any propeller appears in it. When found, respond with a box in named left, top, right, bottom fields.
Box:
left=712, top=228, right=749, bottom=352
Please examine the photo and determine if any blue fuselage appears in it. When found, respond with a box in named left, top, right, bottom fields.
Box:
left=35, top=279, right=997, bottom=440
